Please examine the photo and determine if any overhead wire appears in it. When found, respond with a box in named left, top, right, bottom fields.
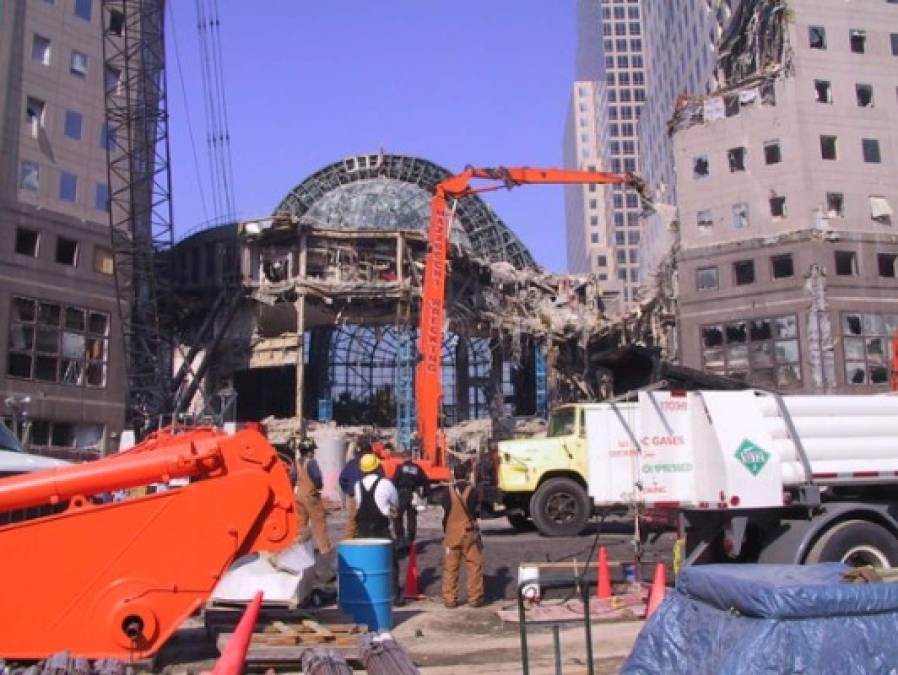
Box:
left=167, top=0, right=210, bottom=226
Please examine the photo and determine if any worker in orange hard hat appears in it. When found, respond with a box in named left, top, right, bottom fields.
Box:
left=441, top=461, right=484, bottom=608
left=294, top=437, right=333, bottom=556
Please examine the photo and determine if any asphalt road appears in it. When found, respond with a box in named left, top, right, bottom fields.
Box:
left=328, top=507, right=675, bottom=602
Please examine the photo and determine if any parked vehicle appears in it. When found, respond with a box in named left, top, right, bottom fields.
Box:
left=588, top=389, right=898, bottom=567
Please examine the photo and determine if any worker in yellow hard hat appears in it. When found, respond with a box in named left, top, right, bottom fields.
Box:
left=354, top=452, right=403, bottom=604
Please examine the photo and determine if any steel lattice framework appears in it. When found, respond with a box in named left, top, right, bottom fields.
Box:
left=274, top=153, right=536, bottom=269
left=102, top=0, right=175, bottom=433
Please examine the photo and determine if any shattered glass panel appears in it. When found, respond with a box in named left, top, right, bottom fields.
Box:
left=751, top=368, right=776, bottom=389
left=749, top=319, right=772, bottom=341
left=775, top=364, right=801, bottom=387
left=843, top=337, right=865, bottom=361
left=703, top=348, right=724, bottom=370
left=866, top=338, right=886, bottom=364
left=303, top=178, right=431, bottom=232
left=774, top=316, right=797, bottom=339
left=870, top=365, right=888, bottom=384
left=725, top=322, right=747, bottom=344
left=863, top=313, right=885, bottom=336
left=774, top=339, right=799, bottom=364
left=846, top=362, right=866, bottom=384
left=750, top=342, right=774, bottom=368
left=884, top=314, right=898, bottom=335
left=702, top=326, right=724, bottom=348
left=843, top=314, right=862, bottom=335
left=727, top=345, right=749, bottom=370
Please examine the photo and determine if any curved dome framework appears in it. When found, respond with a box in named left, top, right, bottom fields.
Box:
left=274, top=153, right=536, bottom=269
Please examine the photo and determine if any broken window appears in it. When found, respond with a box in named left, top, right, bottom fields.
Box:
left=727, top=147, right=747, bottom=172
left=856, top=83, right=873, bottom=107
left=70, top=50, right=88, bottom=78
left=850, top=29, right=866, bottom=54
left=820, top=135, right=837, bottom=160
left=19, top=161, right=39, bottom=191
left=107, top=8, right=124, bottom=35
left=55, top=237, right=78, bottom=266
left=878, top=253, right=897, bottom=278
left=862, top=138, right=881, bottom=164
left=842, top=312, right=897, bottom=386
left=814, top=80, right=832, bottom=104
left=15, top=228, right=39, bottom=257
left=771, top=254, right=794, bottom=279
left=26, top=97, right=45, bottom=139
left=704, top=314, right=801, bottom=387
left=826, top=192, right=844, bottom=217
left=724, top=95, right=740, bottom=117
left=764, top=140, right=781, bottom=165
left=834, top=250, right=858, bottom=276
left=729, top=203, right=748, bottom=230
left=697, top=209, right=713, bottom=232
left=693, top=155, right=710, bottom=179
left=769, top=195, right=786, bottom=218
left=809, top=26, right=827, bottom=50
left=32, top=34, right=51, bottom=65
left=734, top=259, right=755, bottom=285
left=869, top=195, right=893, bottom=225
left=696, top=266, right=719, bottom=291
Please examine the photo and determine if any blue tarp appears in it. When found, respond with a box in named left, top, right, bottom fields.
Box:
left=622, top=564, right=898, bottom=674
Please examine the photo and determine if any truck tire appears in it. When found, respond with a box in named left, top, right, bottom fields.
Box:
left=530, top=478, right=591, bottom=537
left=806, top=519, right=898, bottom=567
left=506, top=513, right=535, bottom=532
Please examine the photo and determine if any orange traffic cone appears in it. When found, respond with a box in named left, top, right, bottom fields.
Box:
left=207, top=590, right=263, bottom=675
left=596, top=546, right=612, bottom=599
left=403, top=542, right=425, bottom=600
left=645, top=562, right=667, bottom=619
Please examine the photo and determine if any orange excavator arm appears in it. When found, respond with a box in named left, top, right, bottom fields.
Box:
left=0, top=427, right=296, bottom=660
left=414, top=166, right=648, bottom=479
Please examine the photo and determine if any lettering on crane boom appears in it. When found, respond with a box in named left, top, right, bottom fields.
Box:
left=735, top=438, right=770, bottom=476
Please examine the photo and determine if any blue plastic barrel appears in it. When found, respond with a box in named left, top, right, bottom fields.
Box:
left=337, top=538, right=393, bottom=631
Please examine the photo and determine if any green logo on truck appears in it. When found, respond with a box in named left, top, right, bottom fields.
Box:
left=735, top=439, right=770, bottom=476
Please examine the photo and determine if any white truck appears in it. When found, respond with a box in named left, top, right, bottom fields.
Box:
left=587, top=389, right=898, bottom=567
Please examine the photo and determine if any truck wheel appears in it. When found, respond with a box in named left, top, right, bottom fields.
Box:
left=806, top=519, right=898, bottom=567
left=530, top=478, right=590, bottom=537
left=506, top=513, right=535, bottom=532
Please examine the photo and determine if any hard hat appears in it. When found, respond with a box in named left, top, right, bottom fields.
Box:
left=360, top=453, right=381, bottom=473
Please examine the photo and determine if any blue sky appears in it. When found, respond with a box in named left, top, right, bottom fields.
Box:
left=166, top=2, right=577, bottom=272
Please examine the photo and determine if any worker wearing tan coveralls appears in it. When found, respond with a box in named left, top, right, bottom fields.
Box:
left=441, top=462, right=484, bottom=608
left=295, top=437, right=333, bottom=555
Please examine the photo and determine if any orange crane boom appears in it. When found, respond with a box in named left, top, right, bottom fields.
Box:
left=412, top=166, right=649, bottom=480
left=0, top=427, right=296, bottom=660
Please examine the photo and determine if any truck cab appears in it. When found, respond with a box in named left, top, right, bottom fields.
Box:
left=497, top=404, right=594, bottom=537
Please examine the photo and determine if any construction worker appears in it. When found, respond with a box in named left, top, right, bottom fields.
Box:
left=294, top=437, right=333, bottom=556
left=339, top=439, right=384, bottom=539
left=441, top=462, right=484, bottom=608
left=354, top=453, right=403, bottom=605
left=392, top=449, right=429, bottom=547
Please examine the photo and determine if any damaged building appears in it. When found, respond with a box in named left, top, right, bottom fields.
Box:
left=645, top=0, right=898, bottom=393
left=171, top=153, right=618, bottom=444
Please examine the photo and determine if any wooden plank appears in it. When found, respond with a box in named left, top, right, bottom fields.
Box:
left=302, top=619, right=335, bottom=638
left=519, top=561, right=622, bottom=569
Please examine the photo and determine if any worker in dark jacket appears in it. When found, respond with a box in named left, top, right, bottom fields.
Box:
left=441, top=462, right=483, bottom=608
left=392, top=449, right=429, bottom=546
left=295, top=437, right=332, bottom=555
left=339, top=439, right=384, bottom=539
